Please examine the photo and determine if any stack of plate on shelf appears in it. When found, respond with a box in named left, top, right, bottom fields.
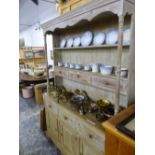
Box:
left=81, top=31, right=93, bottom=47
left=73, top=37, right=81, bottom=47
left=59, top=28, right=130, bottom=48
left=60, top=39, right=66, bottom=48
left=93, top=32, right=106, bottom=46
left=123, top=28, right=131, bottom=44
left=67, top=38, right=74, bottom=47
left=105, top=30, right=118, bottom=45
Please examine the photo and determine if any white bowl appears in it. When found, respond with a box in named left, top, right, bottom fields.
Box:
left=120, top=68, right=128, bottom=77
left=100, top=65, right=113, bottom=75
left=75, top=64, right=82, bottom=70
left=69, top=63, right=75, bottom=69
left=58, top=62, right=63, bottom=67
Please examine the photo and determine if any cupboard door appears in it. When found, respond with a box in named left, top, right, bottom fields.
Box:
left=48, top=108, right=59, bottom=143
left=82, top=141, right=103, bottom=155
left=61, top=123, right=75, bottom=155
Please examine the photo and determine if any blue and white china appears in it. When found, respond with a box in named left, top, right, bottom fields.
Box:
left=120, top=68, right=128, bottom=77
left=58, top=61, right=63, bottom=67
left=81, top=31, right=93, bottom=47
left=64, top=63, right=69, bottom=68
left=92, top=63, right=99, bottom=73
left=73, top=37, right=81, bottom=47
left=69, top=63, right=75, bottom=69
left=67, top=38, right=73, bottom=47
left=123, top=29, right=130, bottom=44
left=75, top=64, right=83, bottom=70
left=93, top=32, right=106, bottom=46
left=100, top=65, right=113, bottom=75
left=106, top=30, right=118, bottom=44
left=60, top=39, right=66, bottom=48
left=84, top=64, right=91, bottom=71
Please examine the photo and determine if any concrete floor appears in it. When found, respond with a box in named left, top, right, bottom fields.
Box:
left=19, top=94, right=61, bottom=155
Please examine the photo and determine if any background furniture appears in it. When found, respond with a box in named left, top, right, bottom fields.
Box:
left=19, top=46, right=46, bottom=69
left=102, top=104, right=135, bottom=155
left=35, top=82, right=47, bottom=104
left=57, top=0, right=92, bottom=15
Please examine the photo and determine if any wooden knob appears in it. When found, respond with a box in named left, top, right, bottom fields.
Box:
left=64, top=116, right=68, bottom=120
left=49, top=105, right=52, bottom=108
left=89, top=134, right=93, bottom=139
left=77, top=74, right=80, bottom=78
left=59, top=71, right=62, bottom=74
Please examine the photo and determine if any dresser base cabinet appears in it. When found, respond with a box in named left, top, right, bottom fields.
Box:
left=44, top=94, right=105, bottom=155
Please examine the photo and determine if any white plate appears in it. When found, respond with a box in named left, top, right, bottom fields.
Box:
left=60, top=39, right=66, bottom=48
left=81, top=31, right=93, bottom=47
left=67, top=38, right=73, bottom=48
left=106, top=30, right=118, bottom=44
left=123, top=29, right=130, bottom=44
left=73, top=37, right=81, bottom=47
left=93, top=32, right=105, bottom=46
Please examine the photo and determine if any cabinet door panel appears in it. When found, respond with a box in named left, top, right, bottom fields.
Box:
left=61, top=124, right=74, bottom=153
left=48, top=109, right=59, bottom=143
left=83, top=142, right=103, bottom=155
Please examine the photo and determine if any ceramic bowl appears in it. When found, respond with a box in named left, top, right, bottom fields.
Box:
left=84, top=64, right=91, bottom=71
left=64, top=63, right=69, bottom=68
left=100, top=65, right=113, bottom=75
left=58, top=62, right=63, bottom=67
left=69, top=63, right=75, bottom=69
left=75, top=64, right=83, bottom=70
left=120, top=68, right=128, bottom=77
left=92, top=63, right=99, bottom=73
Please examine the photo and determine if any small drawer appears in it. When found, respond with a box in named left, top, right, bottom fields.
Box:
left=81, top=124, right=105, bottom=148
left=92, top=76, right=127, bottom=92
left=69, top=71, right=91, bottom=85
left=54, top=68, right=68, bottom=79
left=46, top=102, right=58, bottom=115
left=59, top=110, right=75, bottom=127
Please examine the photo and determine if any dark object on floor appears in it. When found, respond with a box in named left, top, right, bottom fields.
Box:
left=40, top=107, right=47, bottom=131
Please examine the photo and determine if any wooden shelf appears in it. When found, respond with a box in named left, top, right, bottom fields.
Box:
left=19, top=57, right=45, bottom=62
left=20, top=46, right=44, bottom=52
left=54, top=66, right=127, bottom=96
left=54, top=44, right=130, bottom=51
left=55, top=66, right=127, bottom=81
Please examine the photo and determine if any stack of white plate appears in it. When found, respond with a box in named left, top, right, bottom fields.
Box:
left=106, top=30, right=118, bottom=44
left=81, top=31, right=93, bottom=47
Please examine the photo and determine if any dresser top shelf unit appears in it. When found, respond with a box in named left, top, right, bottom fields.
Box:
left=42, top=0, right=134, bottom=33
left=42, top=0, right=135, bottom=109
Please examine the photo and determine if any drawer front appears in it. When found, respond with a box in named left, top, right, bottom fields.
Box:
left=54, top=68, right=68, bottom=79
left=69, top=71, right=91, bottom=85
left=59, top=109, right=75, bottom=127
left=80, top=123, right=105, bottom=149
left=92, top=76, right=127, bottom=92
left=46, top=101, right=59, bottom=115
